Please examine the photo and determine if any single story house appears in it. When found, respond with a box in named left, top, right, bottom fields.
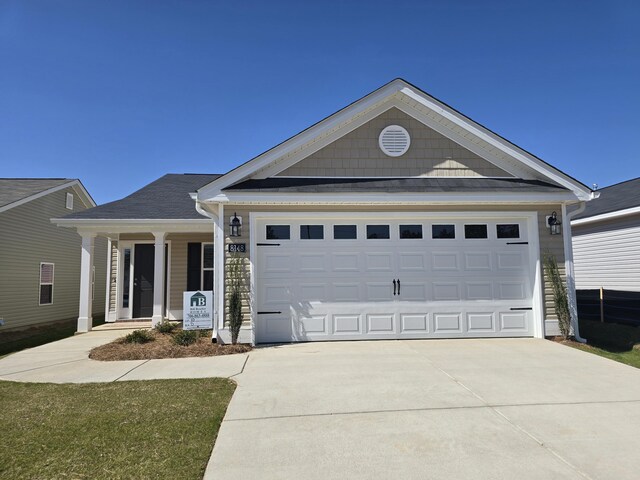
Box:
left=55, top=79, right=596, bottom=344
left=0, top=178, right=106, bottom=331
left=572, top=177, right=640, bottom=324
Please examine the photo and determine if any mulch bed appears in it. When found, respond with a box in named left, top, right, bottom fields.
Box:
left=89, top=330, right=251, bottom=361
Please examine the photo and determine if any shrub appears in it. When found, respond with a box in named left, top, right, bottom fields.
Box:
left=228, top=255, right=245, bottom=345
left=543, top=251, right=571, bottom=339
left=173, top=330, right=197, bottom=347
left=123, top=329, right=154, bottom=344
left=155, top=320, right=177, bottom=334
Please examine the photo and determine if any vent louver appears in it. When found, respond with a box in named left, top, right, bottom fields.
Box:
left=379, top=125, right=410, bottom=157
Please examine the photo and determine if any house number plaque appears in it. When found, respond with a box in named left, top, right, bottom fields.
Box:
left=228, top=243, right=246, bottom=253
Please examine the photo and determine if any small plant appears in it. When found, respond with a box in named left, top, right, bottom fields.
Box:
left=123, top=329, right=154, bottom=344
left=155, top=320, right=176, bottom=334
left=228, top=254, right=245, bottom=344
left=173, top=330, right=197, bottom=346
left=543, top=251, right=571, bottom=339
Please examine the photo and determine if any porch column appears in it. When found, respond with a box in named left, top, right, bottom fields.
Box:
left=215, top=203, right=225, bottom=331
left=151, top=231, right=166, bottom=327
left=77, top=232, right=95, bottom=332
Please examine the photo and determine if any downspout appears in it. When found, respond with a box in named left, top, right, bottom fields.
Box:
left=562, top=200, right=588, bottom=343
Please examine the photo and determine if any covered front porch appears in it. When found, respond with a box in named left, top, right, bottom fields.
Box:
left=74, top=222, right=218, bottom=333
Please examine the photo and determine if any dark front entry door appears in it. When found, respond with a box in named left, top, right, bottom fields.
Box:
left=133, top=244, right=155, bottom=318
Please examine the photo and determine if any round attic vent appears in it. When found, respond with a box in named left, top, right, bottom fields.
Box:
left=378, top=125, right=410, bottom=157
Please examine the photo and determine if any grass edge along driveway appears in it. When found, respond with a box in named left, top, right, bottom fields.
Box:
left=0, top=378, right=235, bottom=480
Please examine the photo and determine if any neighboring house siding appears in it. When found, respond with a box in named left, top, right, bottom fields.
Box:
left=0, top=186, right=106, bottom=330
left=277, top=108, right=513, bottom=178
left=573, top=214, right=640, bottom=292
left=221, top=204, right=565, bottom=328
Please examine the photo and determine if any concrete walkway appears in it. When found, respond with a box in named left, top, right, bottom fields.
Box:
left=206, top=339, right=640, bottom=480
left=0, top=329, right=247, bottom=383
left=2, top=334, right=640, bottom=479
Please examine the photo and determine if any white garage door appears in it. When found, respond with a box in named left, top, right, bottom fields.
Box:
left=255, top=214, right=535, bottom=343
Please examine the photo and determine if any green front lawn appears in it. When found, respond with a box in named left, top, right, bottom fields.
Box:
left=568, top=319, right=640, bottom=369
left=0, top=378, right=235, bottom=479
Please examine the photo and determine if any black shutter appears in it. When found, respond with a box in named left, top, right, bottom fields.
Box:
left=187, top=243, right=202, bottom=291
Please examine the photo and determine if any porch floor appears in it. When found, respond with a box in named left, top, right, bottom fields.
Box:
left=93, top=321, right=153, bottom=331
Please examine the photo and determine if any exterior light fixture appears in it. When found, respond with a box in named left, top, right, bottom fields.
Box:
left=229, top=212, right=242, bottom=237
left=547, top=211, right=561, bottom=235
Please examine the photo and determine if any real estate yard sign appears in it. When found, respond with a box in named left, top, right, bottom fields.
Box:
left=183, top=291, right=213, bottom=330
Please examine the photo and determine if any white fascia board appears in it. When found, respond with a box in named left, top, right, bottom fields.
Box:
left=571, top=205, right=640, bottom=226
left=398, top=87, right=592, bottom=199
left=206, top=191, right=578, bottom=205
left=52, top=218, right=213, bottom=234
left=0, top=180, right=94, bottom=214
left=197, top=81, right=406, bottom=199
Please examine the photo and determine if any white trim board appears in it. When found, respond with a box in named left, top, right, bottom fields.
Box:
left=571, top=205, right=640, bottom=226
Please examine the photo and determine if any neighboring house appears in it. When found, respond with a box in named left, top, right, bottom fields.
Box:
left=571, top=178, right=640, bottom=324
left=0, top=179, right=106, bottom=331
left=55, top=79, right=596, bottom=344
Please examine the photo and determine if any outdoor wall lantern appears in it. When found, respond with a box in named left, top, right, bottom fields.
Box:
left=229, top=212, right=242, bottom=237
left=547, top=211, right=562, bottom=235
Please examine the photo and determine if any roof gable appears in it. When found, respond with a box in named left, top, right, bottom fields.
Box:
left=0, top=178, right=94, bottom=213
left=275, top=107, right=513, bottom=179
left=198, top=79, right=593, bottom=201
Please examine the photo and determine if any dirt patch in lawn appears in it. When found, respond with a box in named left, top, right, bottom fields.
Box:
left=90, top=329, right=251, bottom=361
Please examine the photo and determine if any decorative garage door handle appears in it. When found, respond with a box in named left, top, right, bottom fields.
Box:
left=393, top=279, right=396, bottom=295
left=397, top=279, right=400, bottom=295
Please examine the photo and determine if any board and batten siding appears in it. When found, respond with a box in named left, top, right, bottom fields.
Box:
left=572, top=214, right=640, bottom=292
left=220, top=204, right=566, bottom=333
left=0, top=186, right=107, bottom=331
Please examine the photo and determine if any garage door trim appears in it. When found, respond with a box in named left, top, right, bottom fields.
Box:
left=249, top=211, right=544, bottom=342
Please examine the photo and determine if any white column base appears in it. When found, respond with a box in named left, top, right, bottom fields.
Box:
left=77, top=316, right=93, bottom=333
left=151, top=315, right=163, bottom=327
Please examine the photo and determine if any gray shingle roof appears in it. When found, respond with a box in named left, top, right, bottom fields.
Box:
left=574, top=177, right=640, bottom=220
left=63, top=174, right=221, bottom=220
left=0, top=178, right=74, bottom=209
left=223, top=177, right=568, bottom=193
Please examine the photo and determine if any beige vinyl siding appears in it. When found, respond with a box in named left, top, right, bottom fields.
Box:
left=538, top=206, right=565, bottom=320
left=277, top=108, right=512, bottom=178
left=572, top=214, right=640, bottom=292
left=222, top=204, right=566, bottom=327
left=0, top=186, right=106, bottom=331
left=167, top=233, right=214, bottom=314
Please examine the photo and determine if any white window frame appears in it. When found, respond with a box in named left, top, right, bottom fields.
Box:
left=39, top=262, right=55, bottom=305
left=65, top=192, right=74, bottom=210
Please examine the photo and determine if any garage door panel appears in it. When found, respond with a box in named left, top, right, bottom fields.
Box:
left=332, top=253, right=359, bottom=272
left=365, top=252, right=394, bottom=271
left=466, top=282, right=493, bottom=300
left=366, top=282, right=394, bottom=301
left=432, top=252, right=459, bottom=270
left=398, top=282, right=427, bottom=301
left=401, top=314, right=429, bottom=333
left=366, top=314, right=395, bottom=334
left=434, top=313, right=463, bottom=333
left=498, top=282, right=526, bottom=300
left=298, top=283, right=327, bottom=302
left=467, top=313, right=495, bottom=332
left=464, top=252, right=493, bottom=271
left=333, top=314, right=361, bottom=334
left=499, top=312, right=529, bottom=331
left=432, top=283, right=461, bottom=301
left=296, top=314, right=328, bottom=336
left=398, top=252, right=426, bottom=271
left=299, top=253, right=327, bottom=273
left=497, top=252, right=525, bottom=270
left=332, top=283, right=360, bottom=302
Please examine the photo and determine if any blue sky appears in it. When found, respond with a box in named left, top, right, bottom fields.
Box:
left=1, top=0, right=638, bottom=204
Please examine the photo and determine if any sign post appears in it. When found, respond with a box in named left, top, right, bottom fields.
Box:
left=183, top=291, right=213, bottom=331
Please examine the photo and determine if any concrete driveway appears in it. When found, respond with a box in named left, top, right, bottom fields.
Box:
left=207, top=339, right=640, bottom=480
